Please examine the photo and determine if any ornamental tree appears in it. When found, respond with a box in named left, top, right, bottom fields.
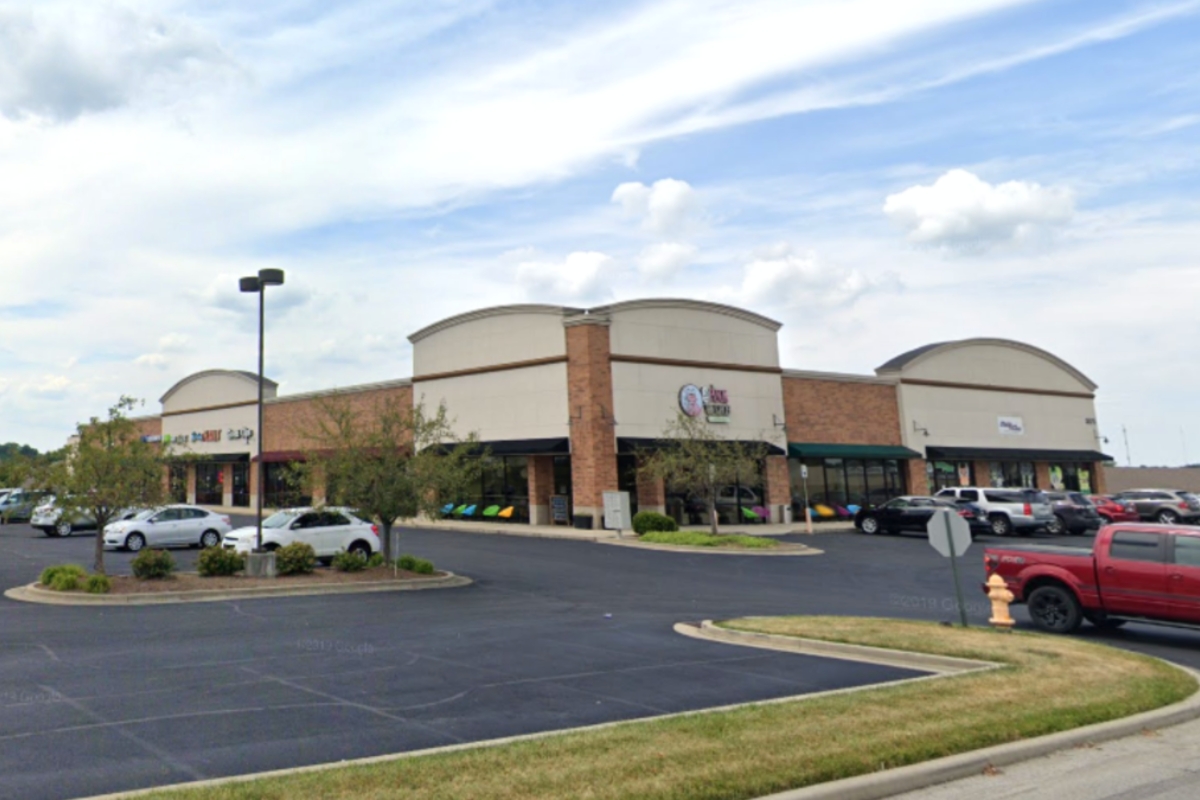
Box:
left=45, top=397, right=167, bottom=574
left=637, top=412, right=768, bottom=535
left=293, top=394, right=482, bottom=561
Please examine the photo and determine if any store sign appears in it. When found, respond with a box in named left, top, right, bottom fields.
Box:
left=227, top=427, right=254, bottom=442
left=190, top=430, right=222, bottom=443
left=998, top=416, right=1025, bottom=436
left=679, top=384, right=731, bottom=424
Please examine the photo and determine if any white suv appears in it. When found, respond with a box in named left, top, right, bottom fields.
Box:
left=222, top=508, right=379, bottom=558
left=934, top=487, right=1055, bottom=536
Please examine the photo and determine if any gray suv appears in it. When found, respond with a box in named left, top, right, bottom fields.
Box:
left=934, top=487, right=1055, bottom=536
left=1112, top=489, right=1200, bottom=524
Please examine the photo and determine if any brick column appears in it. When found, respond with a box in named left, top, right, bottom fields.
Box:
left=1035, top=462, right=1052, bottom=490
left=565, top=315, right=618, bottom=529
left=764, top=455, right=790, bottom=522
left=905, top=459, right=928, bottom=496
left=221, top=464, right=233, bottom=508
left=527, top=455, right=555, bottom=525
left=1091, top=462, right=1107, bottom=494
left=186, top=465, right=197, bottom=505
left=973, top=460, right=992, bottom=488
left=636, top=470, right=665, bottom=516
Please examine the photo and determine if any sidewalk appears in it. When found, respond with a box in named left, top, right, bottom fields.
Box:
left=886, top=714, right=1200, bottom=800
left=421, top=518, right=856, bottom=541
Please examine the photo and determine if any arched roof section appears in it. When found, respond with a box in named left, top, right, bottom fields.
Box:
left=160, top=370, right=277, bottom=412
left=876, top=338, right=1097, bottom=392
left=408, top=304, right=582, bottom=344
left=589, top=298, right=782, bottom=332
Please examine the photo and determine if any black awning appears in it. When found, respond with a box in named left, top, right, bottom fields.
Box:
left=925, top=446, right=1112, bottom=462
left=617, top=437, right=787, bottom=456
left=788, top=443, right=922, bottom=460
left=438, top=437, right=571, bottom=457
left=172, top=453, right=251, bottom=464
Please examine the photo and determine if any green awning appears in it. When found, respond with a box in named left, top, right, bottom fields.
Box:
left=788, top=442, right=922, bottom=460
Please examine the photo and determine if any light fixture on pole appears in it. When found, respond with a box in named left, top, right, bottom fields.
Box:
left=239, top=268, right=284, bottom=559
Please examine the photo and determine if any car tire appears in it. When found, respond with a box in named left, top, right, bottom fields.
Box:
left=347, top=540, right=371, bottom=558
left=1046, top=515, right=1065, bottom=536
left=1157, top=509, right=1180, bottom=524
left=125, top=532, right=146, bottom=552
left=989, top=515, right=1012, bottom=536
left=859, top=515, right=880, bottom=535
left=199, top=530, right=221, bottom=549
left=264, top=543, right=279, bottom=552
left=1027, top=584, right=1083, bottom=633
left=56, top=520, right=73, bottom=537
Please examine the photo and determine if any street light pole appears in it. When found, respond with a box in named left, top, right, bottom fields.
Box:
left=239, top=268, right=285, bottom=555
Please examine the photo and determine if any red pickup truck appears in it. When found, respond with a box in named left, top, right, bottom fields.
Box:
left=983, top=523, right=1200, bottom=633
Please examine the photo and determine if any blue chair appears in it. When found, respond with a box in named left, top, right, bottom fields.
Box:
left=441, top=503, right=455, bottom=516
left=847, top=504, right=861, bottom=515
left=461, top=504, right=477, bottom=518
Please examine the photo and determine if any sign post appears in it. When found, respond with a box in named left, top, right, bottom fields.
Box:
left=801, top=464, right=812, bottom=534
left=926, top=508, right=972, bottom=627
left=602, top=491, right=632, bottom=539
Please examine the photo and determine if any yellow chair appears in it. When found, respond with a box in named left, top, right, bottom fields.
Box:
left=814, top=504, right=836, bottom=519
left=497, top=506, right=514, bottom=520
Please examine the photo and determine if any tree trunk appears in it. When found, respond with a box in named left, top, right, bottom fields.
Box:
left=380, top=519, right=394, bottom=561
left=92, top=514, right=107, bottom=574
left=709, top=497, right=719, bottom=536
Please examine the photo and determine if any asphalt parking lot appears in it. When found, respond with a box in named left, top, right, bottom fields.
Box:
left=1, top=520, right=1199, bottom=800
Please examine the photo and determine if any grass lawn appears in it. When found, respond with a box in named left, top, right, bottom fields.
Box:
left=128, top=617, right=1194, bottom=800
left=639, top=530, right=777, bottom=548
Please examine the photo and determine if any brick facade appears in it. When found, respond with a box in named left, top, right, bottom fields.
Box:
left=263, top=383, right=414, bottom=455
left=527, top=455, right=555, bottom=524
left=781, top=376, right=903, bottom=445
left=636, top=470, right=665, bottom=515
left=764, top=455, right=790, bottom=521
left=565, top=319, right=618, bottom=527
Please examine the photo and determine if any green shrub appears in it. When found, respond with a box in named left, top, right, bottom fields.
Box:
left=83, top=574, right=111, bottom=594
left=366, top=552, right=386, bottom=568
left=131, top=549, right=176, bottom=579
left=395, top=554, right=417, bottom=571
left=198, top=547, right=245, bottom=577
left=632, top=511, right=679, bottom=535
left=331, top=550, right=368, bottom=572
left=49, top=572, right=82, bottom=591
left=411, top=558, right=435, bottom=575
left=39, top=564, right=87, bottom=587
left=276, top=542, right=316, bottom=576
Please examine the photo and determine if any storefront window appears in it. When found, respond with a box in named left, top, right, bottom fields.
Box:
left=231, top=463, right=250, bottom=507
left=469, top=455, right=530, bottom=521
left=196, top=463, right=223, bottom=506
left=264, top=462, right=309, bottom=509
left=789, top=458, right=906, bottom=514
left=824, top=459, right=847, bottom=507
left=168, top=464, right=187, bottom=504
left=845, top=460, right=867, bottom=507
left=884, top=460, right=905, bottom=498
left=989, top=461, right=1037, bottom=488
left=1050, top=463, right=1086, bottom=492
left=927, top=461, right=958, bottom=492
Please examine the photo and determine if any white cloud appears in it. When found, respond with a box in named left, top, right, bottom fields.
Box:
left=515, top=251, right=613, bottom=301
left=733, top=247, right=899, bottom=309
left=134, top=353, right=169, bottom=370
left=25, top=374, right=72, bottom=396
left=611, top=179, right=698, bottom=234
left=883, top=169, right=1074, bottom=250
left=158, top=333, right=190, bottom=352
left=636, top=242, right=696, bottom=280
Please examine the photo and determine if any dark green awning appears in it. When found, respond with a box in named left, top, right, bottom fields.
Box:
left=788, top=442, right=922, bottom=460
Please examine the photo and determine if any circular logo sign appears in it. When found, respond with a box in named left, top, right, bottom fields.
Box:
left=679, top=384, right=705, bottom=417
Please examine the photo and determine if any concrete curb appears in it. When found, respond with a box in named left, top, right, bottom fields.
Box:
left=3, top=572, right=472, bottom=606
left=682, top=621, right=995, bottom=674
left=420, top=522, right=613, bottom=542
left=599, top=540, right=823, bottom=556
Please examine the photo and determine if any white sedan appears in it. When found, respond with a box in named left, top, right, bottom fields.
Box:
left=222, top=508, right=379, bottom=558
left=104, top=505, right=233, bottom=552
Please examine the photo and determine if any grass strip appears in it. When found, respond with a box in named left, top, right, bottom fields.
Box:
left=639, top=531, right=777, bottom=548
left=129, top=617, right=1194, bottom=800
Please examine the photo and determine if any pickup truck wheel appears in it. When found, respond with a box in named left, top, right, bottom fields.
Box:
left=989, top=515, right=1012, bottom=536
left=1027, top=585, right=1082, bottom=633
left=1157, top=509, right=1180, bottom=524
left=859, top=515, right=880, bottom=535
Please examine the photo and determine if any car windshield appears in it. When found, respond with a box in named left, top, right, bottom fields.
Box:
left=262, top=511, right=298, bottom=528
left=1067, top=492, right=1092, bottom=506
left=131, top=509, right=158, bottom=521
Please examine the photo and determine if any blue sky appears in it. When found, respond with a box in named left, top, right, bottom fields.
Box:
left=0, top=0, right=1198, bottom=465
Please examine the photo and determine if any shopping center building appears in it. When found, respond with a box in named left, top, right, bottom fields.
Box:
left=127, top=299, right=1111, bottom=526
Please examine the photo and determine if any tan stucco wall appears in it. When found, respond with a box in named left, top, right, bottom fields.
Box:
left=892, top=342, right=1093, bottom=393
left=162, top=372, right=274, bottom=414
left=412, top=308, right=568, bottom=377
left=897, top=383, right=1100, bottom=454
left=606, top=303, right=780, bottom=367
left=1104, top=467, right=1200, bottom=494
left=611, top=362, right=786, bottom=448
left=415, top=362, right=570, bottom=442
left=161, top=404, right=258, bottom=457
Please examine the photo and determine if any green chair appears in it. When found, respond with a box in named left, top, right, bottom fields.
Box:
left=451, top=504, right=468, bottom=517
left=740, top=506, right=761, bottom=523
left=482, top=505, right=501, bottom=517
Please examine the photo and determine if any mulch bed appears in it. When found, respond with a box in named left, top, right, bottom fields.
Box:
left=43, top=567, right=442, bottom=595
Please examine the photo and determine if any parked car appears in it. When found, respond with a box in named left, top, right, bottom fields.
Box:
left=103, top=505, right=233, bottom=551
left=934, top=487, right=1055, bottom=536
left=0, top=490, right=49, bottom=523
left=983, top=523, right=1200, bottom=633
left=222, top=507, right=379, bottom=559
left=1111, top=489, right=1200, bottom=525
left=1044, top=491, right=1103, bottom=536
left=855, top=495, right=990, bottom=536
left=31, top=496, right=97, bottom=537
left=1089, top=495, right=1140, bottom=526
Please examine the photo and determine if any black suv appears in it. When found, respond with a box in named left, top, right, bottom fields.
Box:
left=1044, top=491, right=1103, bottom=535
left=1112, top=489, right=1200, bottom=524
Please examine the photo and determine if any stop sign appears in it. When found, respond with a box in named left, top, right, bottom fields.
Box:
left=927, top=507, right=972, bottom=558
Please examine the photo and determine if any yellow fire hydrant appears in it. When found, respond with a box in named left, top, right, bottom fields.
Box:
left=986, top=573, right=1015, bottom=630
